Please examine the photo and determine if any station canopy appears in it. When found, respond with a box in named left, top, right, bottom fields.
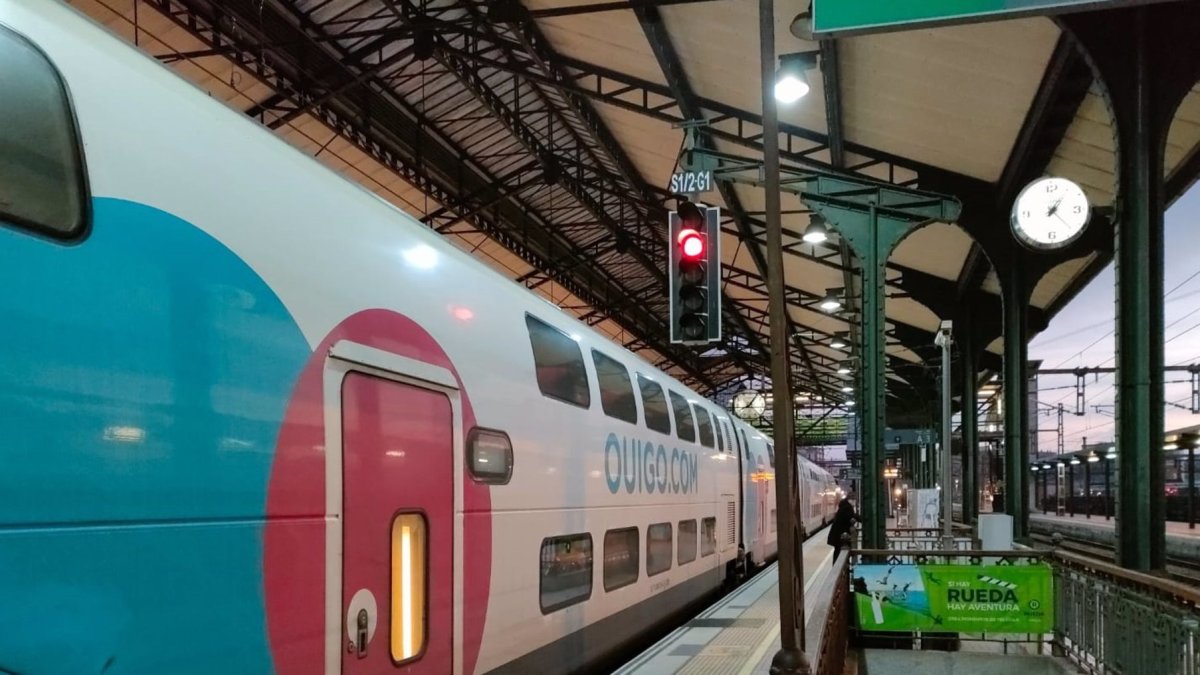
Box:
left=72, top=0, right=1200, bottom=420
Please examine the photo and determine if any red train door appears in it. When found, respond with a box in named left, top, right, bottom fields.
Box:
left=340, top=370, right=454, bottom=674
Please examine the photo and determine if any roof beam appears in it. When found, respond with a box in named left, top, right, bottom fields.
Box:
left=149, top=0, right=720, bottom=389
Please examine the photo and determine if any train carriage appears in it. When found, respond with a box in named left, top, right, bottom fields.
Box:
left=0, top=3, right=838, bottom=673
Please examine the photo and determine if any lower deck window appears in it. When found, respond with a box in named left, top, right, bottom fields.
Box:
left=647, top=523, right=672, bottom=576
left=390, top=514, right=428, bottom=663
left=604, top=527, right=639, bottom=591
left=540, top=533, right=593, bottom=613
left=678, top=519, right=697, bottom=565
left=701, top=517, right=716, bottom=557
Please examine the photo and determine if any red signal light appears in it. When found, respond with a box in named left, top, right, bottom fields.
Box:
left=678, top=228, right=705, bottom=259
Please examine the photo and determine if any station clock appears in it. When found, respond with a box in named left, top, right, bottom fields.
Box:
left=732, top=390, right=766, bottom=421
left=1010, top=176, right=1090, bottom=251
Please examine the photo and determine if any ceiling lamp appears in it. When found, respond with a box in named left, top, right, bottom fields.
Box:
left=819, top=289, right=842, bottom=312
left=1106, top=446, right=1117, bottom=459
left=1087, top=451, right=1100, bottom=463
left=1069, top=456, right=1081, bottom=465
left=837, top=362, right=852, bottom=375
left=841, top=385, right=853, bottom=393
left=802, top=213, right=828, bottom=244
left=774, top=51, right=818, bottom=104
left=830, top=333, right=847, bottom=349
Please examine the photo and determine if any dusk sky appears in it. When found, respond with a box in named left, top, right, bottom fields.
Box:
left=1029, top=185, right=1200, bottom=453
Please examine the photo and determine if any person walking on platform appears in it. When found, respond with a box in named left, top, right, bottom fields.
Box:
left=827, top=496, right=860, bottom=565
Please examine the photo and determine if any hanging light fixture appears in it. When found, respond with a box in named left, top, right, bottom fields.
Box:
left=819, top=289, right=842, bottom=312
left=1087, top=451, right=1100, bottom=463
left=1106, top=446, right=1117, bottom=459
left=802, top=212, right=828, bottom=244
left=837, top=361, right=852, bottom=375
left=830, top=333, right=847, bottom=349
left=774, top=51, right=819, bottom=103
left=1069, top=456, right=1081, bottom=465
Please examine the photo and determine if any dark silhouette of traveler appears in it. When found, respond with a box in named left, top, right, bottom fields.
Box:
left=826, top=496, right=861, bottom=565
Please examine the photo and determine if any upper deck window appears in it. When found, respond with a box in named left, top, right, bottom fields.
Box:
left=694, top=406, right=714, bottom=448
left=0, top=25, right=88, bottom=239
left=669, top=391, right=695, bottom=443
left=525, top=314, right=590, bottom=408
left=637, top=375, right=672, bottom=435
left=592, top=350, right=637, bottom=424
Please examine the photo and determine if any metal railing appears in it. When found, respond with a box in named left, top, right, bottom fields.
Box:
left=806, top=549, right=850, bottom=675
left=1053, top=549, right=1200, bottom=674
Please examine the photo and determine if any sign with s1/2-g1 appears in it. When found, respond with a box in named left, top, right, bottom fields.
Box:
left=670, top=170, right=714, bottom=195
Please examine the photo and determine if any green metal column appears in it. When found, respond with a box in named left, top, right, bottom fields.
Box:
left=1112, top=9, right=1166, bottom=571
left=961, top=321, right=979, bottom=525
left=859, top=204, right=887, bottom=549
left=1002, top=263, right=1030, bottom=538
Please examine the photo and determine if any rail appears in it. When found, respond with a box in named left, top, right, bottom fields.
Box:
left=805, top=549, right=850, bottom=675
left=1052, top=549, right=1200, bottom=674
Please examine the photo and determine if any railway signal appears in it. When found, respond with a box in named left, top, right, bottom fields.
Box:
left=669, top=200, right=721, bottom=344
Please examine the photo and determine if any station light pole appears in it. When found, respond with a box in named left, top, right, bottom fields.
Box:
left=762, top=0, right=809, bottom=670
left=935, top=321, right=953, bottom=548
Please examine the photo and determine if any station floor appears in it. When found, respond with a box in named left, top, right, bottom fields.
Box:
left=1031, top=511, right=1200, bottom=538
left=615, top=533, right=834, bottom=675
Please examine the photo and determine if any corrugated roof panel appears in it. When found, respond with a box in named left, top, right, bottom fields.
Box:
left=1046, top=88, right=1117, bottom=206
left=1031, top=253, right=1097, bottom=309
left=841, top=17, right=1060, bottom=182
left=525, top=0, right=670, bottom=86
left=1166, top=83, right=1200, bottom=178
left=890, top=222, right=974, bottom=282
left=658, top=0, right=830, bottom=136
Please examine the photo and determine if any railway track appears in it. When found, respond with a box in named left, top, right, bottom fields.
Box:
left=1029, top=531, right=1200, bottom=585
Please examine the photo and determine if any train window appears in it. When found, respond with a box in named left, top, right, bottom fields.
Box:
left=715, top=419, right=726, bottom=453
left=647, top=522, right=672, bottom=576
left=603, top=527, right=640, bottom=592
left=771, top=510, right=778, bottom=533
left=390, top=513, right=428, bottom=663
left=592, top=350, right=637, bottom=424
left=677, top=519, right=697, bottom=565
left=767, top=443, right=776, bottom=468
left=525, top=314, right=590, bottom=408
left=694, top=406, right=714, bottom=448
left=740, top=429, right=750, bottom=459
left=701, top=517, right=717, bottom=557
left=466, top=428, right=513, bottom=484
left=0, top=25, right=89, bottom=239
left=669, top=391, right=695, bottom=443
left=539, top=533, right=593, bottom=614
left=637, top=375, right=672, bottom=435
left=731, top=424, right=744, bottom=458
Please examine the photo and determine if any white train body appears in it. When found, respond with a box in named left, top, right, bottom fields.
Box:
left=0, top=3, right=838, bottom=674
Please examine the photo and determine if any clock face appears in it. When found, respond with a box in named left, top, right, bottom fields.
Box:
left=1011, top=177, right=1090, bottom=250
left=732, top=390, right=766, bottom=421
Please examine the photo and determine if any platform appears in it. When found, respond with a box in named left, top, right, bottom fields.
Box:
left=616, top=533, right=834, bottom=675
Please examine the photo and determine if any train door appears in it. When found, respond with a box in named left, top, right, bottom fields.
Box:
left=328, top=342, right=460, bottom=675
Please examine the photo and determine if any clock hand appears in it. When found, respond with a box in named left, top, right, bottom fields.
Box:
left=1046, top=196, right=1064, bottom=217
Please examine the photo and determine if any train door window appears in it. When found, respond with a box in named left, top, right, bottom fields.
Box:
left=525, top=314, right=591, bottom=408
left=731, top=424, right=744, bottom=458
left=603, top=527, right=640, bottom=591
left=539, top=533, right=593, bottom=613
left=668, top=391, right=695, bottom=443
left=715, top=419, right=726, bottom=453
left=390, top=513, right=428, bottom=663
left=647, top=523, right=672, bottom=576
left=694, top=406, right=714, bottom=448
left=592, top=350, right=637, bottom=424
left=701, top=517, right=717, bottom=557
left=767, top=443, right=776, bottom=468
left=637, top=375, right=672, bottom=435
left=0, top=25, right=89, bottom=239
left=740, top=429, right=750, bottom=459
left=770, top=510, right=778, bottom=533
left=677, top=519, right=697, bottom=565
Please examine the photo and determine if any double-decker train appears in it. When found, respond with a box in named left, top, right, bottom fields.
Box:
left=0, top=3, right=837, bottom=674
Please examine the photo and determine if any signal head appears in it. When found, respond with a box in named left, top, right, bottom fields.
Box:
left=677, top=228, right=706, bottom=260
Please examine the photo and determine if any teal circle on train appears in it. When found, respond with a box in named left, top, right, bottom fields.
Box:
left=0, top=198, right=310, bottom=673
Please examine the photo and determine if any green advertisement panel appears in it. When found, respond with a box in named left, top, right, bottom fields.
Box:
left=812, top=0, right=1142, bottom=37
left=853, top=564, right=1054, bottom=633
